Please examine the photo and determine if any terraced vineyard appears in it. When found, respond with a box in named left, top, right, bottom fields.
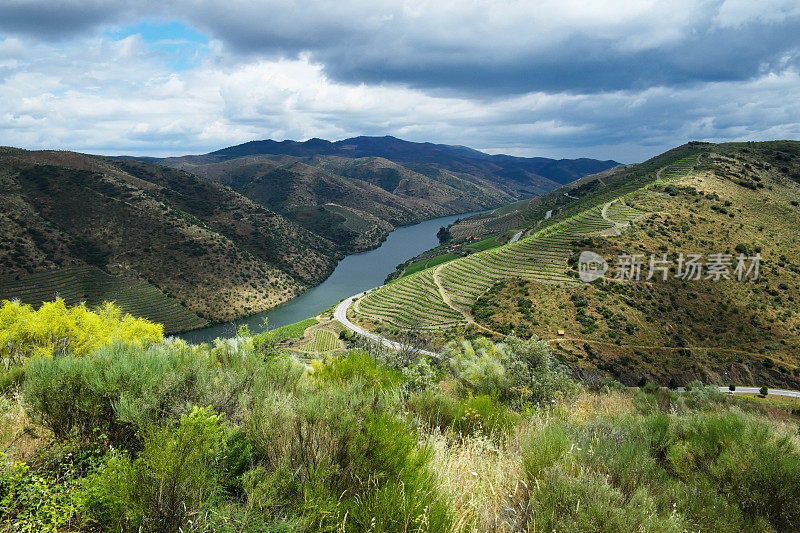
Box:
left=660, top=155, right=701, bottom=179
left=449, top=207, right=525, bottom=240
left=300, top=329, right=341, bottom=353
left=354, top=269, right=464, bottom=328
left=353, top=155, right=698, bottom=331
left=0, top=266, right=207, bottom=333
left=604, top=200, right=647, bottom=224
left=353, top=203, right=637, bottom=329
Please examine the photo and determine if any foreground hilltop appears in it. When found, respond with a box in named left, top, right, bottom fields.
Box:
left=0, top=148, right=337, bottom=332
left=143, top=136, right=618, bottom=253
left=354, top=141, right=800, bottom=388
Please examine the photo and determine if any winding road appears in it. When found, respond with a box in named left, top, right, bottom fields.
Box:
left=334, top=290, right=440, bottom=358
left=334, top=297, right=800, bottom=396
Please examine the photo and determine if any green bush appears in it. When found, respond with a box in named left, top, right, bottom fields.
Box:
left=0, top=459, right=79, bottom=530
left=401, top=356, right=439, bottom=392
left=23, top=343, right=200, bottom=446
left=77, top=407, right=231, bottom=532
left=0, top=365, right=24, bottom=392
left=406, top=388, right=460, bottom=433
left=407, top=389, right=517, bottom=438
left=547, top=410, right=800, bottom=531
left=310, top=350, right=402, bottom=390
left=22, top=341, right=306, bottom=447
left=525, top=465, right=684, bottom=531
left=246, top=383, right=451, bottom=531
left=441, top=335, right=576, bottom=406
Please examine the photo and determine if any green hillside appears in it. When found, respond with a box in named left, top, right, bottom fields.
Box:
left=352, top=141, right=800, bottom=388
left=0, top=266, right=206, bottom=333
left=0, top=148, right=338, bottom=333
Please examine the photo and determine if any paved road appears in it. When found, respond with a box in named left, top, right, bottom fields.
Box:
left=335, top=295, right=800, bottom=395
left=334, top=290, right=440, bottom=358
left=509, top=231, right=523, bottom=242
left=680, top=386, right=800, bottom=398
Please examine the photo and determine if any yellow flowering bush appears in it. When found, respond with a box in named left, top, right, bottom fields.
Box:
left=0, top=298, right=162, bottom=367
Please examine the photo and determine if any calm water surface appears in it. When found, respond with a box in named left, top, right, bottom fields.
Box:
left=178, top=211, right=484, bottom=343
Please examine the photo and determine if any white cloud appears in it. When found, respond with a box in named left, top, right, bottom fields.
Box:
left=0, top=2, right=799, bottom=161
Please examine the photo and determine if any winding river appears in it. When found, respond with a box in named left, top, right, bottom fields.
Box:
left=178, top=210, right=485, bottom=343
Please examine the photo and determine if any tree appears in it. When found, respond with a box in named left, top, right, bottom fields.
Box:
left=760, top=386, right=769, bottom=396
left=436, top=225, right=451, bottom=244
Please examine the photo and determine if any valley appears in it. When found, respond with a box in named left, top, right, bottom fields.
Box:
left=0, top=139, right=615, bottom=335
left=145, top=136, right=618, bottom=254
left=5, top=4, right=800, bottom=531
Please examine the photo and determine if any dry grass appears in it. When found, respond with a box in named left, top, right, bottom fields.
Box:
left=565, top=390, right=636, bottom=423
left=427, top=430, right=522, bottom=532
left=0, top=392, right=45, bottom=463
left=423, top=390, right=641, bottom=532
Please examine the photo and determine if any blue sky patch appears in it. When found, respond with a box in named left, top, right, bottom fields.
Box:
left=107, top=20, right=209, bottom=70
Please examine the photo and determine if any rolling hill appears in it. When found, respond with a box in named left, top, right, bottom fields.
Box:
left=0, top=148, right=338, bottom=333
left=145, top=136, right=619, bottom=253
left=351, top=141, right=800, bottom=388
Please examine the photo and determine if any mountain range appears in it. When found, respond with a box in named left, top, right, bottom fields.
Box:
left=140, top=136, right=618, bottom=253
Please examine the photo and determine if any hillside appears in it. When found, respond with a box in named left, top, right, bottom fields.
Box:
left=0, top=148, right=338, bottom=332
left=146, top=136, right=618, bottom=253
left=351, top=141, right=800, bottom=388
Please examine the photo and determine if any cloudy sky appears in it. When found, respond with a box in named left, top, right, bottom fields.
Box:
left=1, top=0, right=799, bottom=162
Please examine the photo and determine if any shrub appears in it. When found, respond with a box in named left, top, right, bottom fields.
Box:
left=0, top=299, right=162, bottom=367
left=23, top=341, right=306, bottom=447
left=441, top=336, right=576, bottom=406
left=77, top=407, right=230, bottom=532
left=760, top=386, right=768, bottom=396
left=310, top=350, right=402, bottom=390
left=407, top=389, right=517, bottom=437
left=23, top=343, right=199, bottom=446
left=0, top=366, right=24, bottom=392
left=0, top=459, right=79, bottom=530
left=246, top=384, right=451, bottom=531
left=524, top=464, right=683, bottom=531
left=401, top=356, right=439, bottom=392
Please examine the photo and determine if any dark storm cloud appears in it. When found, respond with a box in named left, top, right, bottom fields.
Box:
left=1, top=1, right=799, bottom=162
left=0, top=0, right=131, bottom=39
left=3, top=1, right=799, bottom=94
left=193, top=11, right=800, bottom=95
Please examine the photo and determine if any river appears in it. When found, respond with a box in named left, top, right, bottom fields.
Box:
left=178, top=210, right=485, bottom=343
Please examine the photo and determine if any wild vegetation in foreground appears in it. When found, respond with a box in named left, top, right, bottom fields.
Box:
left=2, top=302, right=800, bottom=532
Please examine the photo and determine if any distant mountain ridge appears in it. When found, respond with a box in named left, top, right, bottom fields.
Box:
left=206, top=135, right=619, bottom=185
left=143, top=136, right=618, bottom=254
